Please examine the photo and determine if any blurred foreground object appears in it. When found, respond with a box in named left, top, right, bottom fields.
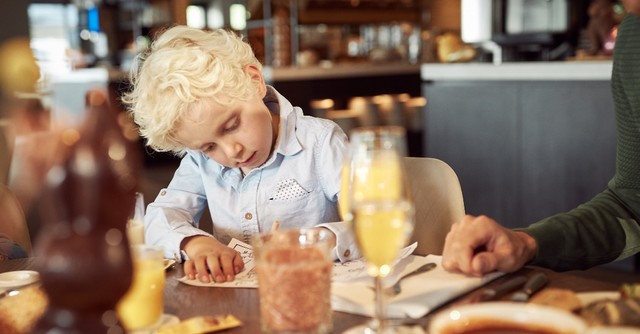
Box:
left=0, top=38, right=40, bottom=97
left=0, top=285, right=49, bottom=334
left=0, top=285, right=48, bottom=334
left=0, top=119, right=31, bottom=259
left=32, top=89, right=141, bottom=333
left=0, top=185, right=31, bottom=259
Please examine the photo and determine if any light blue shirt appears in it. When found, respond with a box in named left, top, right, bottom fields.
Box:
left=144, top=86, right=359, bottom=262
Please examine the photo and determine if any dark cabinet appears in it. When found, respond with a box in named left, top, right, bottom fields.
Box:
left=422, top=80, right=616, bottom=228
left=519, top=82, right=616, bottom=224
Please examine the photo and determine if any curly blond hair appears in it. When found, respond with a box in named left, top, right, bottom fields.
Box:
left=122, top=26, right=263, bottom=155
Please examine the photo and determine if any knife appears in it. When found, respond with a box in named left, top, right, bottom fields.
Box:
left=511, top=272, right=549, bottom=302
left=472, top=275, right=527, bottom=302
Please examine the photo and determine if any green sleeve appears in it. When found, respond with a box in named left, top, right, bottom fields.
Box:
left=525, top=189, right=640, bottom=271
left=522, top=13, right=640, bottom=271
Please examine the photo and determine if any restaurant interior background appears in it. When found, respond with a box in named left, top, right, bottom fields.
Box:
left=1, top=0, right=638, bottom=272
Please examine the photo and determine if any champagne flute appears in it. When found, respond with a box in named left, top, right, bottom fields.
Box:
left=342, top=126, right=415, bottom=333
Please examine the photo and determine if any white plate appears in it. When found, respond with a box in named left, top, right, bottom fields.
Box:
left=0, top=270, right=40, bottom=288
left=429, top=302, right=588, bottom=334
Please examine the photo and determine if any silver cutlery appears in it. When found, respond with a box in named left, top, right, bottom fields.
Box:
left=472, top=275, right=528, bottom=302
left=385, top=262, right=437, bottom=296
left=511, top=272, right=549, bottom=302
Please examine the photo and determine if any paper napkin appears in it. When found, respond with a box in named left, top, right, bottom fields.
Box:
left=178, top=239, right=418, bottom=289
left=331, top=255, right=504, bottom=319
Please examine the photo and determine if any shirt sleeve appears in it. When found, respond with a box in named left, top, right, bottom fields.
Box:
left=144, top=153, right=213, bottom=262
left=317, top=221, right=361, bottom=262
left=314, top=121, right=361, bottom=262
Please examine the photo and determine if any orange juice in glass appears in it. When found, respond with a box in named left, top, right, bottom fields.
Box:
left=117, top=245, right=165, bottom=331
left=343, top=126, right=415, bottom=332
left=340, top=135, right=404, bottom=222
left=350, top=149, right=409, bottom=274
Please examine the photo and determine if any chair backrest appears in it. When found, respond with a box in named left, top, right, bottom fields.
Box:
left=404, top=157, right=465, bottom=256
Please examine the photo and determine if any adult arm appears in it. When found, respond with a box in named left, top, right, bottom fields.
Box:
left=442, top=189, right=639, bottom=275
left=528, top=189, right=640, bottom=271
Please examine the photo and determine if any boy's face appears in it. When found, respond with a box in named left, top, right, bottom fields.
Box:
left=173, top=67, right=278, bottom=174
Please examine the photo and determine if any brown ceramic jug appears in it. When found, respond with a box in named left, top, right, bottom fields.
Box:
left=33, top=89, right=141, bottom=333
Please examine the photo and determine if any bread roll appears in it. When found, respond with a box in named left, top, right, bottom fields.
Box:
left=529, top=288, right=583, bottom=312
left=580, top=297, right=640, bottom=327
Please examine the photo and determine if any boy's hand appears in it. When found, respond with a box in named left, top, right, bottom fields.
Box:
left=181, top=236, right=244, bottom=283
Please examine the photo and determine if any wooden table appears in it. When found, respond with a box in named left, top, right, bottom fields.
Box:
left=162, top=265, right=370, bottom=333
left=161, top=263, right=638, bottom=333
left=2, top=258, right=637, bottom=333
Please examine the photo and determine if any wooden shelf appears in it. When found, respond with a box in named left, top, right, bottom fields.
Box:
left=298, top=8, right=421, bottom=24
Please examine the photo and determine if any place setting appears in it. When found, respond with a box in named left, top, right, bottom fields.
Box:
left=172, top=126, right=640, bottom=334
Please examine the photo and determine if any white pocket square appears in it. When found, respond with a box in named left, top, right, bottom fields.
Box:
left=270, top=179, right=309, bottom=200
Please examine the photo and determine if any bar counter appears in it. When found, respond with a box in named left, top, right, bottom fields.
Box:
left=264, top=62, right=420, bottom=82
left=109, top=62, right=421, bottom=83
left=421, top=60, right=612, bottom=81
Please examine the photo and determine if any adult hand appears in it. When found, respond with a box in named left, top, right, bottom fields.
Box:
left=181, top=235, right=244, bottom=283
left=441, top=215, right=538, bottom=276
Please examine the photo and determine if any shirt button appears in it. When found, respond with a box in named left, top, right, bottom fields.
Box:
left=244, top=212, right=253, bottom=220
left=160, top=190, right=167, bottom=196
left=343, top=249, right=351, bottom=258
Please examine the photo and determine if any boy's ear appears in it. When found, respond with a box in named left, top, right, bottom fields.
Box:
left=245, top=65, right=267, bottom=98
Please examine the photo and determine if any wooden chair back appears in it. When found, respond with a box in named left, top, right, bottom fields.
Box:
left=404, top=157, right=465, bottom=256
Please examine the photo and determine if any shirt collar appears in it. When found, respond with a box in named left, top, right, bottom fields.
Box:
left=266, top=86, right=303, bottom=158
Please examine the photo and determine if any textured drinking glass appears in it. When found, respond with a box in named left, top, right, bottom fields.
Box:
left=126, top=219, right=145, bottom=245
left=127, top=192, right=145, bottom=245
left=253, top=228, right=333, bottom=334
